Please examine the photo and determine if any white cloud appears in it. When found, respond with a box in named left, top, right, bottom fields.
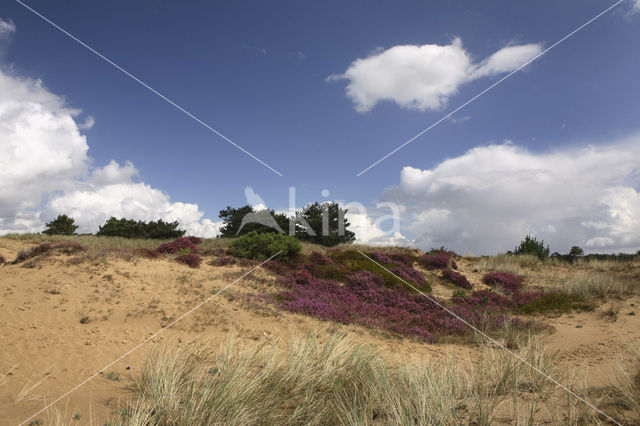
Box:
left=329, top=38, right=542, bottom=112
left=0, top=18, right=15, bottom=37
left=633, top=0, right=640, bottom=13
left=78, top=115, right=95, bottom=129
left=0, top=67, right=222, bottom=237
left=347, top=211, right=412, bottom=246
left=380, top=140, right=640, bottom=254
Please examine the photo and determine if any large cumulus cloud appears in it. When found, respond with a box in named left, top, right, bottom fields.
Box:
left=0, top=66, right=221, bottom=237
left=381, top=141, right=640, bottom=254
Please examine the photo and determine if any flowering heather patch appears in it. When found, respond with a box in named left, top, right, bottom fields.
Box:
left=156, top=237, right=199, bottom=254
left=176, top=253, right=202, bottom=268
left=391, top=266, right=427, bottom=288
left=369, top=251, right=392, bottom=264
left=389, top=253, right=415, bottom=267
left=441, top=269, right=472, bottom=290
left=184, top=236, right=202, bottom=245
left=309, top=251, right=333, bottom=265
left=420, top=253, right=458, bottom=270
left=273, top=269, right=529, bottom=342
left=136, top=248, right=160, bottom=259
left=482, top=272, right=523, bottom=294
left=210, top=256, right=237, bottom=266
left=429, top=248, right=459, bottom=258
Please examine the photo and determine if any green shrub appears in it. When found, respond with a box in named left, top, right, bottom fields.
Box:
left=97, top=217, right=185, bottom=239
left=229, top=231, right=301, bottom=260
left=514, top=235, right=550, bottom=261
left=42, top=214, right=79, bottom=235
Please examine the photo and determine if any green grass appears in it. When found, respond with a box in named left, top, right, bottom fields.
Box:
left=515, top=293, right=595, bottom=315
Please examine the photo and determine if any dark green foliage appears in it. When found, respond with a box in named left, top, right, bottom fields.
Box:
left=295, top=202, right=356, bottom=247
left=229, top=231, right=301, bottom=260
left=514, top=235, right=550, bottom=260
left=569, top=246, right=584, bottom=257
left=43, top=214, right=78, bottom=235
left=218, top=205, right=290, bottom=237
left=0, top=253, right=4, bottom=264
left=515, top=293, right=594, bottom=314
left=452, top=289, right=467, bottom=298
left=97, top=217, right=185, bottom=239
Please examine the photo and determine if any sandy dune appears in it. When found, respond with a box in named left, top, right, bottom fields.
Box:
left=1, top=238, right=639, bottom=424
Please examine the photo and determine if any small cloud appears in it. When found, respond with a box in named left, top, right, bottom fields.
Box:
left=0, top=18, right=16, bottom=37
left=78, top=115, right=95, bottom=130
left=329, top=38, right=542, bottom=113
left=294, top=51, right=307, bottom=60
left=450, top=115, right=471, bottom=124
left=633, top=0, right=640, bottom=13
left=243, top=44, right=268, bottom=56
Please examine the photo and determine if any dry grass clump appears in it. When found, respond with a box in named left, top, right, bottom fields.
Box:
left=3, top=233, right=230, bottom=253
left=119, top=332, right=604, bottom=425
left=475, top=254, right=542, bottom=275
left=610, top=340, right=640, bottom=420
left=560, top=272, right=640, bottom=299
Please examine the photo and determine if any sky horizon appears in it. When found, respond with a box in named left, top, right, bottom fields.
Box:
left=1, top=0, right=640, bottom=255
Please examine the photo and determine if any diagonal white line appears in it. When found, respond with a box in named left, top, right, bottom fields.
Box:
left=356, top=250, right=621, bottom=425
left=18, top=251, right=282, bottom=426
left=356, top=0, right=624, bottom=176
left=14, top=0, right=284, bottom=177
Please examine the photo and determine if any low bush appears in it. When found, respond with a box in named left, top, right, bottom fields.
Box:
left=429, top=248, right=459, bottom=258
left=420, top=253, right=457, bottom=270
left=482, top=272, right=523, bottom=294
left=0, top=253, right=4, bottom=264
left=209, top=256, right=237, bottom=266
left=13, top=242, right=87, bottom=264
left=229, top=231, right=302, bottom=260
left=185, top=236, right=202, bottom=245
left=156, top=237, right=199, bottom=254
left=52, top=241, right=87, bottom=254
left=515, top=292, right=594, bottom=314
left=176, top=253, right=202, bottom=268
left=442, top=269, right=472, bottom=289
left=136, top=248, right=160, bottom=259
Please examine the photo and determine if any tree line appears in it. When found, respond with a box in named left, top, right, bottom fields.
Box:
left=41, top=201, right=356, bottom=247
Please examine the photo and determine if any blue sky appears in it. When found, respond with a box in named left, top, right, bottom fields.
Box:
left=1, top=0, right=640, bottom=253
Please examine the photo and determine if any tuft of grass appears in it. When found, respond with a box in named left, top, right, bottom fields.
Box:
left=561, top=272, right=639, bottom=299
left=122, top=333, right=566, bottom=425
left=610, top=340, right=640, bottom=420
left=475, top=254, right=541, bottom=275
left=105, top=371, right=121, bottom=382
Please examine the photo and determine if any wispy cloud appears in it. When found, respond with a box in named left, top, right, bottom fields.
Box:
left=0, top=17, right=16, bottom=37
left=243, top=44, right=268, bottom=55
